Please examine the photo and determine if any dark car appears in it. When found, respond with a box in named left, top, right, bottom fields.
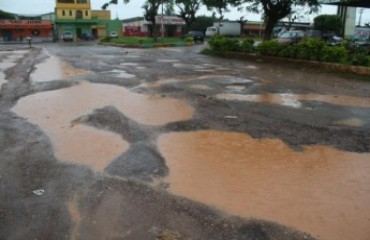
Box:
left=81, top=33, right=95, bottom=41
left=188, top=31, right=204, bottom=43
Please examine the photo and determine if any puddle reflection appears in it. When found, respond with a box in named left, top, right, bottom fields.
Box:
left=159, top=130, right=370, bottom=240
left=216, top=93, right=370, bottom=108
left=31, top=49, right=90, bottom=82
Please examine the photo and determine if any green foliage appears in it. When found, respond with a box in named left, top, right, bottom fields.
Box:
left=240, top=38, right=255, bottom=53
left=100, top=36, right=112, bottom=42
left=208, top=36, right=240, bottom=52
left=295, top=38, right=326, bottom=61
left=191, top=15, right=215, bottom=33
left=256, top=40, right=283, bottom=56
left=321, top=46, right=347, bottom=63
left=313, top=14, right=342, bottom=35
left=184, top=36, right=194, bottom=43
left=348, top=46, right=370, bottom=66
left=0, top=10, right=15, bottom=19
left=278, top=46, right=297, bottom=58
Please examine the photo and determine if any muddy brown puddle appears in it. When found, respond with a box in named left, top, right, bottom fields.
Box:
left=158, top=130, right=370, bottom=240
left=31, top=49, right=91, bottom=82
left=12, top=81, right=194, bottom=171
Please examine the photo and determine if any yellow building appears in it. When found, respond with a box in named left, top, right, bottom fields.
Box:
left=55, top=0, right=122, bottom=40
left=55, top=0, right=97, bottom=40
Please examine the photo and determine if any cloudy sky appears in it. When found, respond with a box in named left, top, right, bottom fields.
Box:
left=0, top=0, right=369, bottom=24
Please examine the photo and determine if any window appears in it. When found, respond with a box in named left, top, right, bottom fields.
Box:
left=62, top=10, right=65, bottom=16
left=77, top=0, right=87, bottom=3
left=85, top=11, right=88, bottom=17
left=76, top=10, right=83, bottom=19
left=70, top=10, right=72, bottom=16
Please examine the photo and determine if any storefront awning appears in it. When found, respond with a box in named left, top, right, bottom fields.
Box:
left=0, top=20, right=53, bottom=29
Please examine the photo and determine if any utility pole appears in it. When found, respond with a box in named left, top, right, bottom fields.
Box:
left=358, top=8, right=364, bottom=26
left=161, top=0, right=164, bottom=38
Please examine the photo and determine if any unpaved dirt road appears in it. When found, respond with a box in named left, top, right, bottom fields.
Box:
left=1, top=42, right=370, bottom=240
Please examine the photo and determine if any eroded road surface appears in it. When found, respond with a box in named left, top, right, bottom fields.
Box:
left=1, top=43, right=370, bottom=240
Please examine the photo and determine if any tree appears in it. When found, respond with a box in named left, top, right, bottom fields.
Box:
left=237, top=16, right=248, bottom=36
left=0, top=10, right=15, bottom=19
left=103, top=0, right=173, bottom=41
left=202, top=0, right=234, bottom=21
left=221, top=0, right=319, bottom=40
left=243, top=0, right=320, bottom=40
left=142, top=0, right=174, bottom=40
left=313, top=14, right=342, bottom=35
left=191, top=15, right=216, bottom=32
left=175, top=0, right=201, bottom=32
left=281, top=6, right=311, bottom=31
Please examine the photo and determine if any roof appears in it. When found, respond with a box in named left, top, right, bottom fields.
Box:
left=122, top=17, right=145, bottom=23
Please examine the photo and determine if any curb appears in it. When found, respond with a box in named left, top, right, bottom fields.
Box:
left=222, top=51, right=370, bottom=76
left=99, top=42, right=193, bottom=48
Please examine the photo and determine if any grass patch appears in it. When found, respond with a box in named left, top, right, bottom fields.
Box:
left=109, top=37, right=188, bottom=46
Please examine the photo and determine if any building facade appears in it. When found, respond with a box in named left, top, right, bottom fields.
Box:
left=0, top=18, right=53, bottom=42
left=55, top=0, right=98, bottom=40
left=122, top=16, right=186, bottom=37
left=55, top=0, right=122, bottom=40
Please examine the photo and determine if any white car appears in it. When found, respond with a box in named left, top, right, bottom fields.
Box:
left=62, top=32, right=73, bottom=42
left=109, top=31, right=118, bottom=38
left=205, top=27, right=217, bottom=37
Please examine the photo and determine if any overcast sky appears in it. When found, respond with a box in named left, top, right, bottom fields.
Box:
left=1, top=0, right=369, bottom=24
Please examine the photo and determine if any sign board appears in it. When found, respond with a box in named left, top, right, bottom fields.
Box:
left=124, top=26, right=141, bottom=35
left=155, top=16, right=185, bottom=25
left=0, top=20, right=52, bottom=29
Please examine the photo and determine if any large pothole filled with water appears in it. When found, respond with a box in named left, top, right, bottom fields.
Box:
left=158, top=130, right=370, bottom=240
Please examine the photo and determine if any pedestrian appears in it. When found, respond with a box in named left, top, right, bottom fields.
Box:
left=27, top=36, right=32, bottom=48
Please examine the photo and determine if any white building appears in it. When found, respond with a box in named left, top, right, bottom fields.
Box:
left=122, top=16, right=185, bottom=37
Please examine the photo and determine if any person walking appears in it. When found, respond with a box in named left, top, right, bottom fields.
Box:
left=26, top=36, right=32, bottom=48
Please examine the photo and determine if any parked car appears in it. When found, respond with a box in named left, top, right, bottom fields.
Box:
left=81, top=33, right=95, bottom=41
left=62, top=32, right=73, bottom=42
left=188, top=31, right=204, bottom=43
left=109, top=31, right=118, bottom=38
left=328, top=36, right=344, bottom=46
left=277, top=30, right=305, bottom=45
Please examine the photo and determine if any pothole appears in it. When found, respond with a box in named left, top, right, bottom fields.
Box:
left=158, top=130, right=370, bottom=240
left=12, top=81, right=194, bottom=170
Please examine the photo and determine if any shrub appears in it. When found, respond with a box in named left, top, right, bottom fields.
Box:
left=208, top=36, right=241, bottom=52
left=184, top=36, right=194, bottom=44
left=348, top=46, right=370, bottom=66
left=257, top=40, right=283, bottom=56
left=100, top=36, right=111, bottom=42
left=295, top=39, right=326, bottom=61
left=241, top=38, right=255, bottom=53
left=322, top=45, right=348, bottom=63
left=278, top=45, right=297, bottom=58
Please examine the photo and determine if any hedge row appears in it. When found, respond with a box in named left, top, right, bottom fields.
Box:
left=207, top=36, right=370, bottom=67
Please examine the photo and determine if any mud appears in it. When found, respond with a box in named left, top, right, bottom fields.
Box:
left=12, top=80, right=194, bottom=171
left=2, top=43, right=370, bottom=240
left=334, top=118, right=365, bottom=127
left=31, top=48, right=91, bottom=82
left=159, top=130, right=370, bottom=240
left=0, top=50, right=29, bottom=88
